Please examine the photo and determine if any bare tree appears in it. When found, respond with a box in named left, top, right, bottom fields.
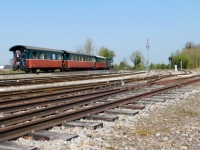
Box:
left=76, top=45, right=84, bottom=53
left=185, top=41, right=195, bottom=49
left=84, top=38, right=94, bottom=54
left=77, top=38, right=94, bottom=54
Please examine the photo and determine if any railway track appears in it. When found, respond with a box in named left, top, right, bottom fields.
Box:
left=0, top=72, right=144, bottom=87
left=0, top=70, right=119, bottom=76
left=0, top=70, right=188, bottom=88
left=0, top=74, right=199, bottom=142
left=0, top=81, right=123, bottom=99
left=0, top=72, right=190, bottom=100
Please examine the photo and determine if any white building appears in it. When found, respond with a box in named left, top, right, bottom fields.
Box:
left=0, top=66, right=4, bottom=70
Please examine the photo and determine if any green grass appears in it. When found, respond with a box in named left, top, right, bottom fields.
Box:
left=0, top=69, right=24, bottom=74
left=136, top=128, right=154, bottom=136
left=175, top=109, right=198, bottom=117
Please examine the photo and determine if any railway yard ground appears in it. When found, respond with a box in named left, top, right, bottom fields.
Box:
left=0, top=70, right=200, bottom=150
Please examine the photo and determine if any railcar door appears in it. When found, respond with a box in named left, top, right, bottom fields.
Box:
left=94, top=57, right=96, bottom=69
left=24, top=50, right=30, bottom=68
left=62, top=53, right=65, bottom=67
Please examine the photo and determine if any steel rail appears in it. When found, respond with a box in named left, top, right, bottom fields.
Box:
left=0, top=70, right=182, bottom=87
left=0, top=89, right=126, bottom=127
left=0, top=81, right=122, bottom=100
left=0, top=88, right=122, bottom=113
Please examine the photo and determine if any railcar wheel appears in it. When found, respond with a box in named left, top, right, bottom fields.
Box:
left=25, top=70, right=30, bottom=73
left=30, top=69, right=36, bottom=73
left=12, top=66, right=17, bottom=71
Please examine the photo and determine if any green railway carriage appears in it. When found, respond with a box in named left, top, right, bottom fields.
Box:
left=95, top=55, right=106, bottom=69
left=10, top=45, right=65, bottom=73
left=63, top=51, right=96, bottom=70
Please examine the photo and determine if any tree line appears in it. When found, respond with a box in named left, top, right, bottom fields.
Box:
left=77, top=38, right=115, bottom=59
left=78, top=38, right=169, bottom=70
left=170, top=41, right=200, bottom=69
left=78, top=38, right=199, bottom=70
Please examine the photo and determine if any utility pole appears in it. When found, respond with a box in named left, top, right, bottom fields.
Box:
left=146, top=38, right=150, bottom=73
left=169, top=57, right=172, bottom=70
left=180, top=59, right=182, bottom=70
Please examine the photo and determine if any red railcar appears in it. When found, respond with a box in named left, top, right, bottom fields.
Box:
left=9, top=45, right=113, bottom=73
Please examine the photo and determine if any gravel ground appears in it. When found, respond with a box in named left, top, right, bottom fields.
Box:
left=13, top=82, right=200, bottom=149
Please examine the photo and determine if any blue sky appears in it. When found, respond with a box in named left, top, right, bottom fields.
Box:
left=0, top=0, right=199, bottom=65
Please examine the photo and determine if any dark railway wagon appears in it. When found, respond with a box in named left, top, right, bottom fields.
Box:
left=106, top=58, right=114, bottom=69
left=9, top=45, right=114, bottom=73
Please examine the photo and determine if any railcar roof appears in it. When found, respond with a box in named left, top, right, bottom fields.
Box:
left=9, top=45, right=106, bottom=58
left=95, top=55, right=106, bottom=59
left=9, top=45, right=64, bottom=53
left=63, top=50, right=96, bottom=57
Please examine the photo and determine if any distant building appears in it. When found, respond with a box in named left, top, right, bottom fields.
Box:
left=0, top=65, right=12, bottom=70
left=4, top=65, right=12, bottom=69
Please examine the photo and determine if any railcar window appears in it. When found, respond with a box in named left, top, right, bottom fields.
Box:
left=57, top=54, right=61, bottom=60
left=81, top=56, right=83, bottom=61
left=32, top=52, right=37, bottom=59
left=52, top=54, right=56, bottom=60
left=46, top=53, right=50, bottom=59
left=39, top=52, right=44, bottom=59
left=75, top=56, right=77, bottom=60
left=70, top=55, right=74, bottom=60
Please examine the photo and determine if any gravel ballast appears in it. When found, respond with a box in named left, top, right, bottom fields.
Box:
left=12, top=83, right=200, bottom=150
